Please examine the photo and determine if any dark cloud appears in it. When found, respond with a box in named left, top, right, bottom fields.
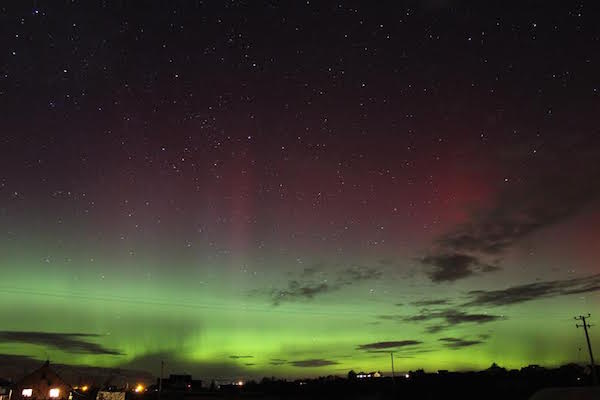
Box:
left=438, top=177, right=597, bottom=256
left=265, top=265, right=383, bottom=305
left=357, top=340, right=421, bottom=350
left=406, top=309, right=502, bottom=324
left=422, top=136, right=600, bottom=283
left=378, top=258, right=395, bottom=266
left=269, top=280, right=332, bottom=305
left=376, top=315, right=404, bottom=322
left=301, top=266, right=319, bottom=277
left=383, top=309, right=503, bottom=333
left=229, top=355, right=254, bottom=359
left=411, top=298, right=451, bottom=307
left=439, top=337, right=483, bottom=349
left=0, top=353, right=40, bottom=377
left=244, top=363, right=256, bottom=366
left=289, top=359, right=339, bottom=367
left=422, top=253, right=500, bottom=283
left=338, top=266, right=383, bottom=284
left=425, top=325, right=447, bottom=334
left=365, top=348, right=435, bottom=356
left=0, top=354, right=150, bottom=384
left=0, top=353, right=38, bottom=364
left=269, top=358, right=287, bottom=366
left=439, top=310, right=502, bottom=325
left=465, top=274, right=600, bottom=307
left=0, top=331, right=123, bottom=355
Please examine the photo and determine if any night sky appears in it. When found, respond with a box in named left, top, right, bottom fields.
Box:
left=1, top=1, right=600, bottom=381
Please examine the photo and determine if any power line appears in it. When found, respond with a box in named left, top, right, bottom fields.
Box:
left=0, top=285, right=589, bottom=322
left=0, top=286, right=398, bottom=317
left=0, top=286, right=578, bottom=319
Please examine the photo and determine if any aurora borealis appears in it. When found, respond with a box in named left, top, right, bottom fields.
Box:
left=1, top=1, right=600, bottom=381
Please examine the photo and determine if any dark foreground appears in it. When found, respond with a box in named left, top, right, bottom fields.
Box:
left=119, top=365, right=597, bottom=400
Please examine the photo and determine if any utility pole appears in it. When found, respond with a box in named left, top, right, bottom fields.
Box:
left=390, top=352, right=395, bottom=386
left=575, top=314, right=598, bottom=385
left=158, top=360, right=164, bottom=399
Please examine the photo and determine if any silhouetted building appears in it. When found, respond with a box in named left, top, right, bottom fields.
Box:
left=12, top=362, right=71, bottom=400
left=0, top=378, right=11, bottom=400
left=485, top=363, right=507, bottom=375
left=96, top=392, right=125, bottom=400
left=521, top=364, right=547, bottom=376
left=156, top=375, right=201, bottom=392
left=356, top=371, right=382, bottom=379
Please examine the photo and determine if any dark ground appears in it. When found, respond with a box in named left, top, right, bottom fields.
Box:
left=107, top=364, right=596, bottom=400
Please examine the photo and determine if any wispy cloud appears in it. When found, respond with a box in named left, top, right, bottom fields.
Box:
left=263, top=265, right=383, bottom=305
left=0, top=331, right=123, bottom=355
left=269, top=280, right=332, bottom=305
left=437, top=178, right=596, bottom=257
left=381, top=309, right=503, bottom=333
left=229, top=355, right=254, bottom=359
left=290, top=359, right=339, bottom=367
left=439, top=337, right=483, bottom=349
left=300, top=267, right=319, bottom=277
left=410, top=298, right=451, bottom=307
left=357, top=340, right=422, bottom=350
left=422, top=254, right=499, bottom=283
left=366, top=349, right=434, bottom=356
left=425, top=325, right=448, bottom=334
left=338, top=266, right=382, bottom=284
left=421, top=136, right=600, bottom=283
left=464, top=274, right=600, bottom=307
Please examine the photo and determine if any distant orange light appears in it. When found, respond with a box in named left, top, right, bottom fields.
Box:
left=81, top=386, right=89, bottom=392
left=134, top=384, right=145, bottom=393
